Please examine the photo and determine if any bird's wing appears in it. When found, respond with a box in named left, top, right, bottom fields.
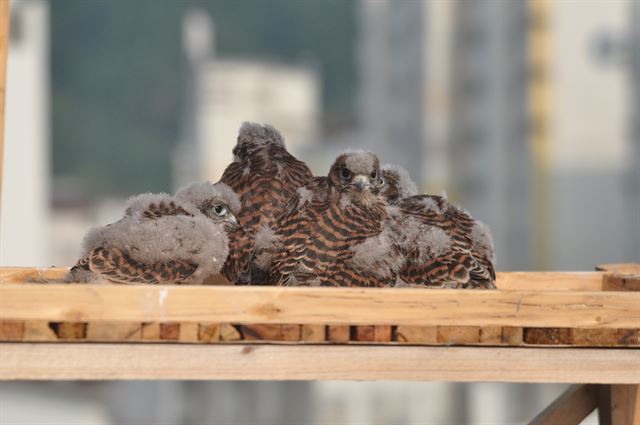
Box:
left=268, top=190, right=314, bottom=286
left=219, top=161, right=247, bottom=195
left=222, top=226, right=253, bottom=284
left=88, top=246, right=198, bottom=284
left=396, top=195, right=496, bottom=288
left=64, top=257, right=98, bottom=283
left=219, top=144, right=314, bottom=286
left=138, top=200, right=194, bottom=220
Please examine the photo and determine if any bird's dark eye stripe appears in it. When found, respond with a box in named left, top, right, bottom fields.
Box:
left=371, top=170, right=378, bottom=179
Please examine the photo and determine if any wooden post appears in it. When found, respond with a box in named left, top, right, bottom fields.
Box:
left=0, top=0, right=10, bottom=206
left=597, top=385, right=640, bottom=425
left=527, top=385, right=597, bottom=425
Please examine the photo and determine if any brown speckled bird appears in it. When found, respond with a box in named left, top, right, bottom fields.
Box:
left=65, top=182, right=240, bottom=285
left=268, top=150, right=400, bottom=287
left=379, top=163, right=496, bottom=289
left=219, top=122, right=314, bottom=284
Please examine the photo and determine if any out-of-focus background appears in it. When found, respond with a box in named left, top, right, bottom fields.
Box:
left=0, top=0, right=637, bottom=424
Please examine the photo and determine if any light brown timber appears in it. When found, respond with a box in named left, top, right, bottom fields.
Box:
left=301, top=325, right=326, bottom=342
left=610, top=385, right=640, bottom=425
left=327, top=325, right=350, bottom=342
left=527, top=384, right=597, bottom=425
left=1, top=284, right=638, bottom=328
left=0, top=268, right=607, bottom=291
left=0, top=343, right=638, bottom=383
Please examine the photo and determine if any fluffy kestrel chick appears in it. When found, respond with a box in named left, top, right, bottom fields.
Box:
left=269, top=150, right=401, bottom=287
left=65, top=182, right=240, bottom=285
left=379, top=163, right=418, bottom=204
left=390, top=194, right=496, bottom=289
left=219, top=122, right=314, bottom=284
left=375, top=163, right=496, bottom=288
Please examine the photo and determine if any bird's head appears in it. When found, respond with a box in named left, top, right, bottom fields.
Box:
left=232, top=122, right=285, bottom=162
left=175, top=182, right=241, bottom=231
left=329, top=150, right=383, bottom=196
left=379, top=164, right=418, bottom=204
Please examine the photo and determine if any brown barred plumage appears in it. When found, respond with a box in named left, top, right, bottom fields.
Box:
left=219, top=123, right=313, bottom=284
left=65, top=182, right=239, bottom=285
left=87, top=246, right=198, bottom=284
left=269, top=151, right=399, bottom=287
left=380, top=166, right=496, bottom=288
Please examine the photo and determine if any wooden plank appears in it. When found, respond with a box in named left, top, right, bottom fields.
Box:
left=495, top=271, right=604, bottom=291
left=301, top=325, right=326, bottom=342
left=479, top=327, right=503, bottom=345
left=351, top=325, right=393, bottom=342
left=354, top=325, right=375, bottom=342
left=50, top=322, right=86, bottom=339
left=527, top=384, right=597, bottom=425
left=373, top=325, right=392, bottom=342
left=502, top=327, right=524, bottom=345
left=602, top=274, right=640, bottom=292
left=86, top=322, right=141, bottom=341
left=597, top=264, right=640, bottom=275
left=0, top=0, right=9, bottom=202
left=178, top=323, right=199, bottom=342
left=572, top=329, right=621, bottom=347
left=437, top=326, right=480, bottom=345
left=141, top=323, right=160, bottom=340
left=524, top=328, right=571, bottom=345
left=571, top=329, right=640, bottom=347
left=598, top=385, right=640, bottom=425
left=1, top=344, right=638, bottom=383
left=396, top=326, right=438, bottom=344
left=219, top=324, right=241, bottom=341
left=198, top=323, right=220, bottom=342
left=0, top=267, right=68, bottom=284
left=0, top=268, right=607, bottom=291
left=327, top=325, right=350, bottom=343
left=1, top=284, right=637, bottom=328
left=0, top=320, right=24, bottom=339
left=159, top=323, right=180, bottom=340
left=240, top=324, right=301, bottom=342
left=23, top=321, right=57, bottom=341
left=610, top=385, right=640, bottom=425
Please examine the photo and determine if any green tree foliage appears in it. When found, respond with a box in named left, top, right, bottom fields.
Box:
left=52, top=0, right=355, bottom=195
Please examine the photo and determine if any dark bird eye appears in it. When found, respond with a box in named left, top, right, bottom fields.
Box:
left=213, top=204, right=227, bottom=216
left=370, top=170, right=378, bottom=179
left=340, top=168, right=352, bottom=180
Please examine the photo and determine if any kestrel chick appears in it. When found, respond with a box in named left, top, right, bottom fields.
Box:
left=219, top=122, right=314, bottom=284
left=391, top=194, right=496, bottom=289
left=269, top=150, right=401, bottom=287
left=375, top=163, right=496, bottom=288
left=65, top=182, right=240, bottom=285
left=379, top=163, right=418, bottom=204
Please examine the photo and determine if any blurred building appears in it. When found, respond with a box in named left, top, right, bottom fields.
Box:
left=541, top=0, right=638, bottom=269
left=174, top=9, right=320, bottom=188
left=628, top=0, right=640, bottom=259
left=357, top=0, right=533, bottom=270
left=0, top=0, right=50, bottom=267
left=449, top=0, right=532, bottom=270
left=357, top=0, right=639, bottom=271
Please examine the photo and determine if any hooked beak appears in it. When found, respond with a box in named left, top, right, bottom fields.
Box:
left=226, top=215, right=239, bottom=231
left=354, top=175, right=371, bottom=192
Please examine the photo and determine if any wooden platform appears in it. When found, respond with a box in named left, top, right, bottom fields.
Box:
left=1, top=343, right=638, bottom=383
left=1, top=267, right=639, bottom=351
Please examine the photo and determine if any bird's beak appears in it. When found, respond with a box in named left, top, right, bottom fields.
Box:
left=227, top=215, right=239, bottom=230
left=354, top=175, right=370, bottom=191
